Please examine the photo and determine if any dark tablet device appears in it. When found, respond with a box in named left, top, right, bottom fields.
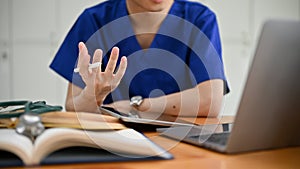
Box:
left=100, top=106, right=195, bottom=127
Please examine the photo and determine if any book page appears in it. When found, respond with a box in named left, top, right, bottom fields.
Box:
left=33, top=128, right=172, bottom=164
left=86, top=128, right=172, bottom=158
left=32, top=128, right=95, bottom=164
left=41, top=112, right=126, bottom=130
left=0, top=129, right=33, bottom=165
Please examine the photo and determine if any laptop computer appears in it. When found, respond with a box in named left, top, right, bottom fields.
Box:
left=157, top=20, right=300, bottom=153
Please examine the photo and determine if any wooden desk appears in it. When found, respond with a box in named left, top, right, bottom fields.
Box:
left=14, top=116, right=300, bottom=169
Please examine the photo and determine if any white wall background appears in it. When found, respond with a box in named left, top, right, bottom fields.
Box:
left=0, top=0, right=299, bottom=115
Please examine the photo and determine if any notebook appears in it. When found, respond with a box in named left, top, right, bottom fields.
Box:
left=158, top=20, right=300, bottom=154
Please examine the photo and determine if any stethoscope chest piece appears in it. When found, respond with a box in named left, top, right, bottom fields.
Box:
left=16, top=112, right=45, bottom=141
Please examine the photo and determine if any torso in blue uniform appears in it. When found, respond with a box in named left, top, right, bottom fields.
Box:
left=50, top=0, right=229, bottom=104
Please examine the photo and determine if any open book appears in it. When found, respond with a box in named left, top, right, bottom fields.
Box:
left=0, top=111, right=127, bottom=130
left=0, top=128, right=173, bottom=167
left=40, top=111, right=126, bottom=130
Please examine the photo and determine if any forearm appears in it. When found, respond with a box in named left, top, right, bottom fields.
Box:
left=139, top=88, right=204, bottom=117
left=139, top=80, right=224, bottom=117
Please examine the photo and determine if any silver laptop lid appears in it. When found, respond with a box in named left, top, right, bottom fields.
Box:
left=226, top=20, right=300, bottom=153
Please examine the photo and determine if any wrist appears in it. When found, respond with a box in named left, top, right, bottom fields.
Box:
left=81, top=87, right=95, bottom=100
left=139, top=97, right=166, bottom=113
left=81, top=87, right=105, bottom=106
left=130, top=96, right=153, bottom=112
left=137, top=98, right=150, bottom=112
left=70, top=88, right=98, bottom=112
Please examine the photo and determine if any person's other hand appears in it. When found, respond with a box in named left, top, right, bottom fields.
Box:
left=77, top=42, right=127, bottom=105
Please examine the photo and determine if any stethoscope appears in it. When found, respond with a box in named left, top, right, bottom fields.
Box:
left=0, top=100, right=62, bottom=141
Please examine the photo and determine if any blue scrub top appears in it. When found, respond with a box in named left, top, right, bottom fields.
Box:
left=50, top=0, right=229, bottom=104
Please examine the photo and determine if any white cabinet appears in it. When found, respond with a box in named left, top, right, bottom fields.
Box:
left=0, top=47, right=10, bottom=101
left=11, top=44, right=58, bottom=102
left=0, top=0, right=11, bottom=101
left=8, top=0, right=102, bottom=106
left=0, top=0, right=9, bottom=41
left=10, top=0, right=62, bottom=105
left=9, top=0, right=81, bottom=106
left=11, top=0, right=56, bottom=41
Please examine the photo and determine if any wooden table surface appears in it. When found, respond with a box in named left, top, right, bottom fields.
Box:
left=11, top=116, right=300, bottom=169
left=20, top=134, right=300, bottom=169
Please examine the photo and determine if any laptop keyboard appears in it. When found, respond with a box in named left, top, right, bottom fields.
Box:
left=188, top=132, right=230, bottom=146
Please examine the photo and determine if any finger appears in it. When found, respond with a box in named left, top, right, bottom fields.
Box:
left=92, top=49, right=103, bottom=72
left=78, top=42, right=90, bottom=76
left=105, top=47, right=119, bottom=74
left=114, top=56, right=127, bottom=81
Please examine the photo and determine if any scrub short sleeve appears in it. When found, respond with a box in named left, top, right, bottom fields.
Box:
left=189, top=11, right=229, bottom=93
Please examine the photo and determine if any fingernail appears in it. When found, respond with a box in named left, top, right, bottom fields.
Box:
left=79, top=42, right=84, bottom=50
left=113, top=46, right=119, bottom=52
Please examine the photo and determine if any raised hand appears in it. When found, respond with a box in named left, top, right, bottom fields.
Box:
left=77, top=42, right=127, bottom=106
